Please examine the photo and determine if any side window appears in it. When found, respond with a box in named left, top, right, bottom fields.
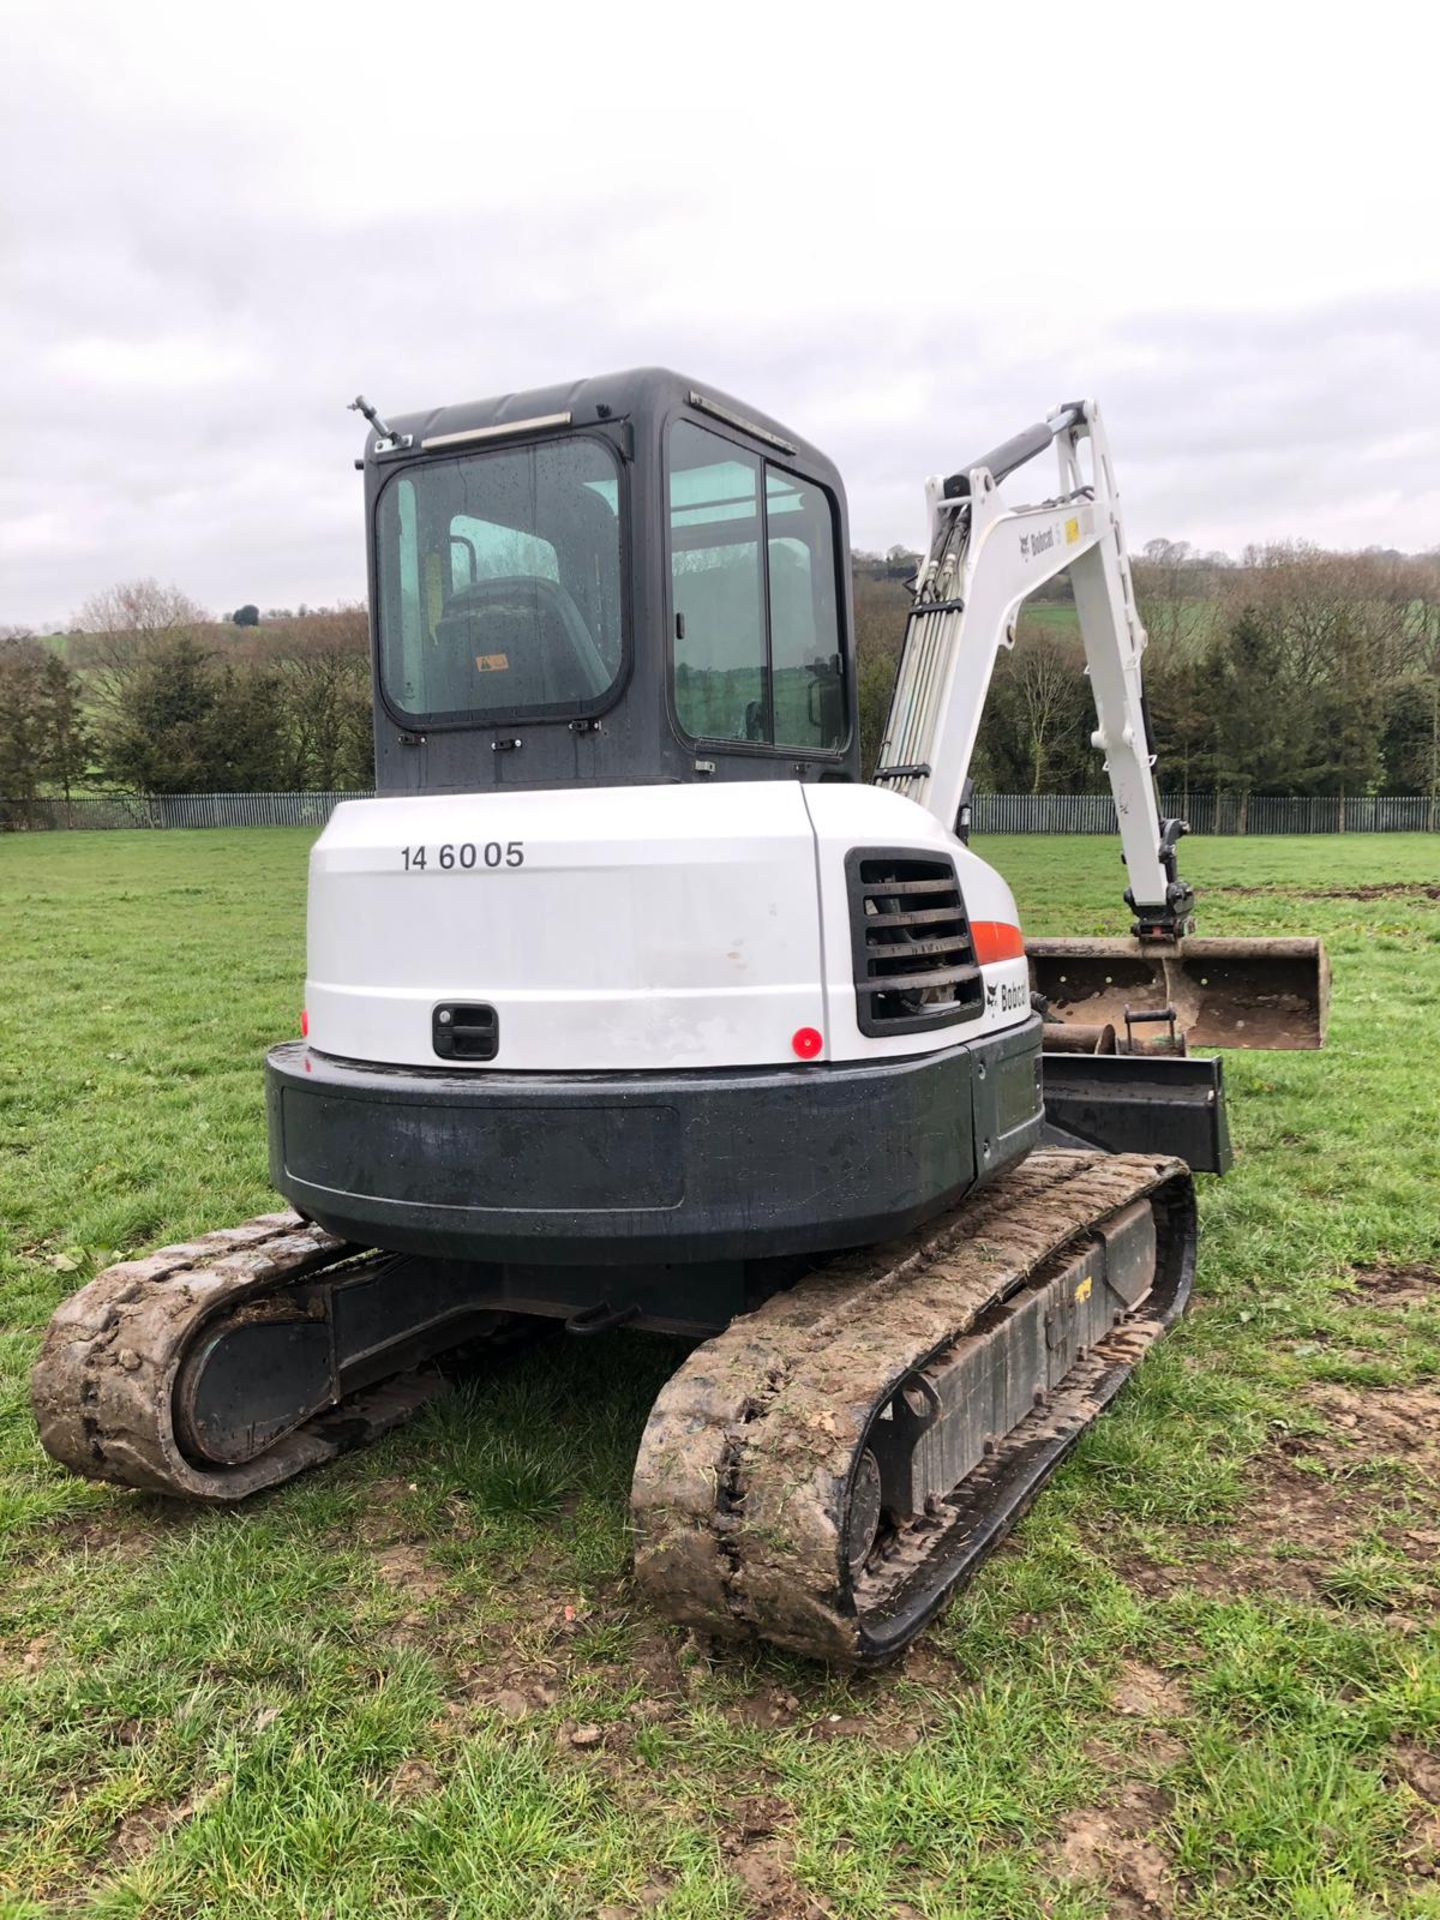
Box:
left=668, top=420, right=844, bottom=751
left=766, top=470, right=844, bottom=751
left=669, top=422, right=768, bottom=744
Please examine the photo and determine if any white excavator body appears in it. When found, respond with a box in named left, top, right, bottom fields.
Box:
left=306, top=782, right=1030, bottom=1073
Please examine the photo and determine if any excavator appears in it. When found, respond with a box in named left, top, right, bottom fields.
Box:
left=33, top=372, right=1328, bottom=1663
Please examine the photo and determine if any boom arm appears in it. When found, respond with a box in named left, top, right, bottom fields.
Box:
left=877, top=400, right=1194, bottom=940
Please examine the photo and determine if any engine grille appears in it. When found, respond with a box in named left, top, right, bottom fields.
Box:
left=846, top=848, right=983, bottom=1037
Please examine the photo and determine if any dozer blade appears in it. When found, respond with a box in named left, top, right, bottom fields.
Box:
left=1027, top=936, right=1329, bottom=1051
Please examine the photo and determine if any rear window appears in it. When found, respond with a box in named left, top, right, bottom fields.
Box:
left=376, top=437, right=624, bottom=723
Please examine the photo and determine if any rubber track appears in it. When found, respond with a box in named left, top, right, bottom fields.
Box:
left=32, top=1213, right=449, bottom=1499
left=631, top=1149, right=1192, bottom=1664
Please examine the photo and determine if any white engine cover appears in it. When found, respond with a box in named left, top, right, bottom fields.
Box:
left=305, top=782, right=1030, bottom=1072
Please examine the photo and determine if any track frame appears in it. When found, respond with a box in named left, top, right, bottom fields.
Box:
left=632, top=1150, right=1196, bottom=1664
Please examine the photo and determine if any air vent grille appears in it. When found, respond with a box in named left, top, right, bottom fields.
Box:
left=845, top=848, right=983, bottom=1037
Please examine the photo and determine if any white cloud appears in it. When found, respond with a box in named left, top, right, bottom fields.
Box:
left=1, top=0, right=1437, bottom=625
left=47, top=335, right=260, bottom=390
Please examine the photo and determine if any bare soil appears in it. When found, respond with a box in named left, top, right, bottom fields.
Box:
left=1111, top=1659, right=1188, bottom=1722
left=1215, top=882, right=1440, bottom=901
left=1392, top=1742, right=1440, bottom=1885
left=1349, top=1264, right=1440, bottom=1309
left=104, top=1777, right=229, bottom=1870
left=1050, top=1782, right=1178, bottom=1917
left=1116, top=1375, right=1439, bottom=1608
left=725, top=1833, right=834, bottom=1920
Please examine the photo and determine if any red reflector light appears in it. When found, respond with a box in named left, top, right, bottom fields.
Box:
left=301, top=1009, right=309, bottom=1037
left=791, top=1026, right=823, bottom=1060
left=971, top=921, right=1025, bottom=965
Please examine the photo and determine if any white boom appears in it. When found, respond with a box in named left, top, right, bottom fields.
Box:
left=878, top=400, right=1194, bottom=941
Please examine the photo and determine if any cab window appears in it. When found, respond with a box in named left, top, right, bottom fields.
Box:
left=669, top=420, right=844, bottom=750
left=376, top=437, right=623, bottom=723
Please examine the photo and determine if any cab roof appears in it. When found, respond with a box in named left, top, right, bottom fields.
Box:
left=361, top=366, right=844, bottom=492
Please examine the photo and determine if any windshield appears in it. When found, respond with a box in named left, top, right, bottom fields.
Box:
left=375, top=437, right=624, bottom=723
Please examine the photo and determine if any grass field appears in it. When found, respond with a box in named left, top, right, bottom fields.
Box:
left=1, top=827, right=1438, bottom=1920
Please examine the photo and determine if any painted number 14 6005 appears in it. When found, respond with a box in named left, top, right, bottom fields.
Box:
left=401, top=842, right=525, bottom=871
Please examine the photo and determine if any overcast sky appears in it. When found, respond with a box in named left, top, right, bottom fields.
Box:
left=2, top=1, right=1437, bottom=629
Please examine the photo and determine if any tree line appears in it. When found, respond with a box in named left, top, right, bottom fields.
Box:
left=4, top=541, right=1440, bottom=813
left=855, top=540, right=1440, bottom=812
left=0, top=583, right=372, bottom=812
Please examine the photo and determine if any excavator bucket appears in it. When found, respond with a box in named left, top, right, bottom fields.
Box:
left=1027, top=936, right=1330, bottom=1052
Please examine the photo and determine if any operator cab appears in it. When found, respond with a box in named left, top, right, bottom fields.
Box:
left=362, top=368, right=860, bottom=795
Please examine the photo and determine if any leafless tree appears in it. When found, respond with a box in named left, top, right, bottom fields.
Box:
left=1224, top=543, right=1411, bottom=688
left=1134, top=538, right=1203, bottom=654
left=73, top=578, right=212, bottom=723
left=1014, top=631, right=1080, bottom=792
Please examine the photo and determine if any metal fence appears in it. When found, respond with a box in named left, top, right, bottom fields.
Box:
left=1, top=791, right=366, bottom=831
left=3, top=789, right=1437, bottom=834
left=972, top=791, right=1439, bottom=835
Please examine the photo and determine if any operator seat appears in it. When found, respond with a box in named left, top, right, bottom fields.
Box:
left=433, top=574, right=610, bottom=710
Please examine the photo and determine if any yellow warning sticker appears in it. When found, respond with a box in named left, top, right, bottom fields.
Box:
left=1075, top=1274, right=1093, bottom=1303
left=1065, top=516, right=1081, bottom=545
left=475, top=653, right=510, bottom=673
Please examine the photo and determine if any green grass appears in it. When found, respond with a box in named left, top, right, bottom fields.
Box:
left=2, top=827, right=1439, bottom=1918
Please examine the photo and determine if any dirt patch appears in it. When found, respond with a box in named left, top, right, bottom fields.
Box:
left=799, top=1710, right=924, bottom=1750
left=1217, top=882, right=1440, bottom=901
left=387, top=1758, right=440, bottom=1801
left=899, top=1641, right=968, bottom=1690
left=348, top=1476, right=426, bottom=1545
left=713, top=1655, right=944, bottom=1751
left=109, top=1805, right=180, bottom=1868
left=52, top=1510, right=162, bottom=1559
left=21, top=1633, right=52, bottom=1672
left=1206, top=1385, right=1440, bottom=1590
left=1404, top=1811, right=1440, bottom=1882
left=722, top=1686, right=805, bottom=1732
left=1308, top=1384, right=1440, bottom=1471
left=105, top=1777, right=229, bottom=1869
left=1392, top=1744, right=1440, bottom=1884
left=448, top=1608, right=682, bottom=1724
left=1050, top=1784, right=1177, bottom=1917
left=1349, top=1266, right=1440, bottom=1310
left=455, top=1661, right=563, bottom=1723
left=1392, top=1741, right=1440, bottom=1806
left=372, top=1541, right=449, bottom=1600
left=1113, top=1382, right=1440, bottom=1608
left=724, top=1833, right=833, bottom=1919
left=1112, top=1661, right=1187, bottom=1721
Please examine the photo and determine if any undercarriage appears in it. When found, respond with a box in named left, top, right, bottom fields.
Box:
left=33, top=1148, right=1192, bottom=1663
